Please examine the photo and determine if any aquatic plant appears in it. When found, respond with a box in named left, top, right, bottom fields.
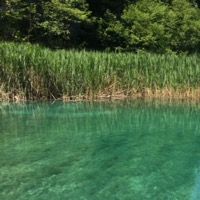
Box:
left=0, top=42, right=200, bottom=101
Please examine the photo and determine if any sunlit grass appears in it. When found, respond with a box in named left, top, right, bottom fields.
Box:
left=0, top=42, right=200, bottom=101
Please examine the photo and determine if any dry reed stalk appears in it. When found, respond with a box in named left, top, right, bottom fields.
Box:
left=59, top=87, right=200, bottom=102
left=0, top=84, right=10, bottom=101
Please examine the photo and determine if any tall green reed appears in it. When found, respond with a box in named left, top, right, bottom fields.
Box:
left=0, top=42, right=200, bottom=100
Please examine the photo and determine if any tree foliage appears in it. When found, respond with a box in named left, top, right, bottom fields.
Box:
left=35, top=0, right=91, bottom=48
left=168, top=0, right=200, bottom=52
left=122, top=0, right=170, bottom=52
left=0, top=0, right=200, bottom=52
left=100, top=0, right=200, bottom=53
left=0, top=0, right=91, bottom=48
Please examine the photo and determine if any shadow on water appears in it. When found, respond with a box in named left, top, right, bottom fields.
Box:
left=1, top=99, right=200, bottom=199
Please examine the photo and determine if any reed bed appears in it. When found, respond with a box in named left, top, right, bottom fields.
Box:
left=0, top=42, right=200, bottom=101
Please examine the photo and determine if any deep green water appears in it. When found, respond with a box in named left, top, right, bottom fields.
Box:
left=1, top=100, right=200, bottom=200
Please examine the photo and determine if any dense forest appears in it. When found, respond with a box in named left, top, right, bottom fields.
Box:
left=0, top=0, right=200, bottom=53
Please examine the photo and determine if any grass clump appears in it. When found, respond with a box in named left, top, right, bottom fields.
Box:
left=0, top=42, right=200, bottom=101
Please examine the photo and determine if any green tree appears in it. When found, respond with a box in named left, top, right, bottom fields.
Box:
left=122, top=0, right=170, bottom=52
left=0, top=0, right=28, bottom=41
left=0, top=0, right=92, bottom=48
left=97, top=10, right=125, bottom=50
left=167, top=0, right=200, bottom=52
left=0, top=0, right=199, bottom=52
left=121, top=0, right=200, bottom=52
left=36, top=0, right=92, bottom=48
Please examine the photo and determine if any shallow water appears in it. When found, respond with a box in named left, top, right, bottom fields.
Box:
left=1, top=100, right=200, bottom=200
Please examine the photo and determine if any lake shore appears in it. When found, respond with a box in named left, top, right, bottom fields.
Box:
left=1, top=87, right=200, bottom=102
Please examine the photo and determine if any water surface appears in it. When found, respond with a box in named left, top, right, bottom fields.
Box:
left=1, top=100, right=200, bottom=200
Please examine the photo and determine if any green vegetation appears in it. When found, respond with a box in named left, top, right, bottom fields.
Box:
left=0, top=42, right=200, bottom=101
left=0, top=0, right=200, bottom=52
left=0, top=0, right=199, bottom=101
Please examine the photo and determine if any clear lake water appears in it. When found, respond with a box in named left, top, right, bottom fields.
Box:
left=1, top=100, right=200, bottom=200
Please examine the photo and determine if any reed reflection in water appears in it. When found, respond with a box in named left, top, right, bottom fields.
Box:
left=0, top=100, right=200, bottom=200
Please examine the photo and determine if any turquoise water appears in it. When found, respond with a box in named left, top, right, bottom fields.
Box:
left=1, top=100, right=200, bottom=200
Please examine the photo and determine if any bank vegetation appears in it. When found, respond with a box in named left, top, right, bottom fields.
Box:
left=0, top=42, right=200, bottom=101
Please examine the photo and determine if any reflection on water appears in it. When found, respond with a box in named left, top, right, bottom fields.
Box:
left=0, top=100, right=200, bottom=200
